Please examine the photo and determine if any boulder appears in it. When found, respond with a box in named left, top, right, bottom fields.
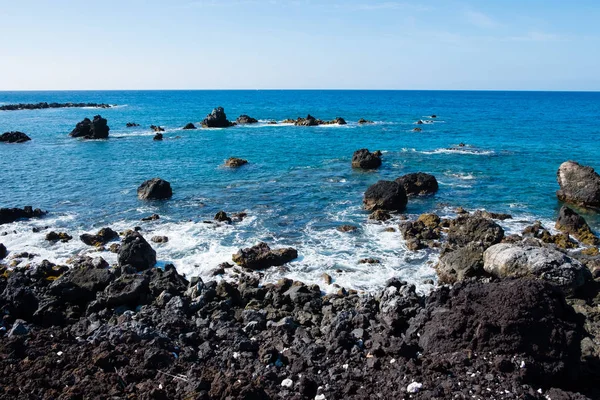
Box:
left=435, top=244, right=485, bottom=284
left=45, top=231, right=72, bottom=242
left=236, top=115, right=258, bottom=124
left=150, top=125, right=165, bottom=132
left=329, top=117, right=346, bottom=125
left=118, top=231, right=156, bottom=271
left=413, top=127, right=422, bottom=132
left=483, top=243, right=590, bottom=292
left=294, top=115, right=319, bottom=126
left=358, top=118, right=374, bottom=124
left=202, top=107, right=234, bottom=128
left=80, top=227, right=119, bottom=246
left=224, top=157, right=248, bottom=168
left=150, top=236, right=168, bottom=243
left=363, top=181, right=407, bottom=212
left=352, top=149, right=382, bottom=169
left=0, top=131, right=31, bottom=143
left=141, top=214, right=160, bottom=222
left=232, top=242, right=298, bottom=270
left=395, top=173, right=438, bottom=196
left=0, top=243, right=6, bottom=259
left=556, top=161, right=600, bottom=209
left=182, top=123, right=196, bottom=130
left=447, top=215, right=504, bottom=249
left=555, top=206, right=599, bottom=245
left=69, top=115, right=109, bottom=139
left=368, top=210, right=391, bottom=221
left=337, top=225, right=358, bottom=233
left=0, top=206, right=46, bottom=225
left=408, top=279, right=583, bottom=384
left=137, top=178, right=173, bottom=200
left=153, top=133, right=163, bottom=141
left=215, top=211, right=232, bottom=223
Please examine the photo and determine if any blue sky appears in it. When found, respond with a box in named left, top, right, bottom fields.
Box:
left=0, top=0, right=599, bottom=90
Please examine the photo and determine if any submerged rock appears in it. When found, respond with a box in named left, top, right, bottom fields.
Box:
left=224, top=157, right=248, bottom=168
left=0, top=207, right=46, bottom=225
left=150, top=125, right=165, bottom=132
left=69, top=115, right=109, bottom=139
left=235, top=115, right=258, bottom=124
left=358, top=118, right=374, bottom=124
left=80, top=228, right=119, bottom=247
left=483, top=243, right=590, bottom=292
left=137, top=178, right=173, bottom=200
left=141, top=214, right=160, bottom=222
left=202, top=107, right=234, bottom=128
left=352, top=149, right=382, bottom=169
left=555, top=206, right=599, bottom=245
left=182, top=122, right=196, bottom=130
left=363, top=181, right=407, bottom=212
left=395, top=173, right=438, bottom=196
left=557, top=161, right=600, bottom=209
left=118, top=231, right=156, bottom=271
left=232, top=242, right=298, bottom=270
left=0, top=131, right=31, bottom=143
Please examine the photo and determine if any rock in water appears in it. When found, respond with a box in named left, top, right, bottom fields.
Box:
left=483, top=243, right=590, bottom=292
left=202, top=107, right=234, bottom=128
left=232, top=242, right=298, bottom=270
left=118, top=231, right=156, bottom=271
left=555, top=206, right=599, bottom=245
left=294, top=115, right=319, bottom=126
left=69, top=115, right=109, bottom=139
left=45, top=231, right=72, bottom=242
left=235, top=115, right=258, bottom=124
left=0, top=206, right=46, bottom=225
left=556, top=161, right=600, bottom=209
left=224, top=157, right=248, bottom=168
left=215, top=211, right=232, bottom=223
left=126, top=122, right=139, bottom=127
left=395, top=173, right=438, bottom=196
left=409, top=279, right=583, bottom=384
left=80, top=227, right=119, bottom=246
left=363, top=181, right=407, bottom=212
left=182, top=123, right=196, bottom=130
left=352, top=149, right=382, bottom=169
left=153, top=133, right=163, bottom=141
left=0, top=243, right=6, bottom=259
left=150, top=125, right=165, bottom=132
left=137, top=178, right=173, bottom=200
left=0, top=131, right=31, bottom=143
left=358, top=118, right=374, bottom=124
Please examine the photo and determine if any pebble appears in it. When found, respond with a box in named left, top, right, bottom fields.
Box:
left=407, top=382, right=422, bottom=393
left=281, top=378, right=293, bottom=388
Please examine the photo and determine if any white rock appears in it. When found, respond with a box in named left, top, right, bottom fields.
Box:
left=56, top=351, right=63, bottom=356
left=314, top=395, right=326, bottom=400
left=407, top=382, right=422, bottom=393
left=281, top=378, right=293, bottom=388
left=342, top=364, right=349, bottom=369
left=233, top=352, right=240, bottom=359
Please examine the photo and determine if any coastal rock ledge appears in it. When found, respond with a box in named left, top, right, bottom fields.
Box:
left=557, top=161, right=600, bottom=209
left=232, top=242, right=298, bottom=270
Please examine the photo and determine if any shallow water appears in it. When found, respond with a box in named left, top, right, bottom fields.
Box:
left=1, top=90, right=599, bottom=292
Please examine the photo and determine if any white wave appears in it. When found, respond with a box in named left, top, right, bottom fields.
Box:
left=422, top=148, right=495, bottom=156
left=446, top=172, right=477, bottom=180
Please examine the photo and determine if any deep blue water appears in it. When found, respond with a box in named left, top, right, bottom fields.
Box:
left=1, top=90, right=599, bottom=291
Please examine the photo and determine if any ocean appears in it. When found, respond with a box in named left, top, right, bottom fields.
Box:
left=1, top=90, right=599, bottom=292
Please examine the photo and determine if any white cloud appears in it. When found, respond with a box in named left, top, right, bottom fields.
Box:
left=465, top=10, right=500, bottom=29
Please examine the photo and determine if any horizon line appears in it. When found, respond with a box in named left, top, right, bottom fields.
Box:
left=1, top=88, right=600, bottom=93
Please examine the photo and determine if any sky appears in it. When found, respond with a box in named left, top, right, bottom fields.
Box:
left=0, top=0, right=599, bottom=91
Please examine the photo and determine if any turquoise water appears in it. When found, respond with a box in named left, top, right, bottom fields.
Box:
left=1, top=90, right=599, bottom=291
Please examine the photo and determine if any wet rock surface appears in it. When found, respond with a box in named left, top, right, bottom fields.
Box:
left=117, top=231, right=157, bottom=271
left=202, top=107, right=234, bottom=128
left=556, top=206, right=599, bottom=245
left=224, top=157, right=248, bottom=168
left=0, top=131, right=31, bottom=143
left=235, top=115, right=258, bottom=124
left=351, top=149, right=382, bottom=169
left=363, top=180, right=407, bottom=212
left=395, top=173, right=439, bottom=196
left=232, top=242, right=298, bottom=270
left=69, top=115, right=110, bottom=139
left=0, top=206, right=46, bottom=225
left=557, top=161, right=600, bottom=209
left=138, top=178, right=173, bottom=200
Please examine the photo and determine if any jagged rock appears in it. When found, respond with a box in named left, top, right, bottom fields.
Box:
left=522, top=221, right=578, bottom=249
left=363, top=181, right=407, bottom=212
left=182, top=123, right=196, bottom=130
left=224, top=157, right=248, bottom=168
left=557, top=161, right=600, bottom=209
left=153, top=133, right=163, bottom=141
left=436, top=244, right=485, bottom=284
left=80, top=227, right=119, bottom=247
left=368, top=210, right=391, bottom=221
left=45, top=231, right=72, bottom=242
left=472, top=210, right=512, bottom=220
left=0, top=243, right=6, bottom=259
left=236, top=115, right=258, bottom=124
left=69, top=115, right=109, bottom=139
left=555, top=206, right=599, bottom=245
left=352, top=149, right=382, bottom=169
left=483, top=243, right=591, bottom=292
left=358, top=258, right=380, bottom=264
left=232, top=242, right=298, bottom=270
left=0, top=206, right=46, bottom=225
left=337, top=225, right=358, bottom=233
left=150, top=125, right=165, bottom=132
left=215, top=211, right=232, bottom=223
left=141, top=214, right=160, bottom=222
left=395, top=173, right=438, bottom=196
left=118, top=231, right=156, bottom=271
left=448, top=215, right=504, bottom=249
left=126, top=122, right=139, bottom=127
left=0, top=131, right=31, bottom=143
left=294, top=115, right=319, bottom=126
left=202, top=107, right=234, bottom=128
left=137, top=178, right=173, bottom=200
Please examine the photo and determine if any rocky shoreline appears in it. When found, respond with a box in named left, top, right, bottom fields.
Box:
left=0, top=102, right=114, bottom=111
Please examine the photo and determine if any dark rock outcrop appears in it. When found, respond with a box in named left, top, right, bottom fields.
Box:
left=0, top=243, right=6, bottom=259
left=337, top=225, right=358, bottom=233
left=232, top=242, right=298, bottom=270
left=150, top=125, right=165, bottom=132
left=117, top=231, right=156, bottom=271
left=436, top=244, right=485, bottom=283
left=555, top=206, right=599, bottom=245
left=395, top=173, right=439, bottom=196
left=294, top=115, right=319, bottom=126
left=0, top=102, right=113, bottom=111
left=368, top=210, right=391, bottom=221
left=153, top=133, right=163, bottom=141
left=352, top=149, right=382, bottom=169
left=363, top=181, right=407, bottom=212
left=358, top=118, right=374, bottom=124
left=224, top=157, right=248, bottom=168
left=182, top=123, right=196, bottom=130
left=215, top=211, right=232, bottom=223
left=557, top=161, right=600, bottom=209
left=447, top=215, right=504, bottom=249
left=45, top=232, right=72, bottom=242
left=0, top=207, right=46, bottom=225
left=69, top=115, right=109, bottom=139
left=126, top=122, right=139, bottom=128
left=235, top=115, right=258, bottom=124
left=137, top=178, right=173, bottom=200
left=202, top=107, right=234, bottom=128
left=0, top=131, right=31, bottom=143
left=80, top=228, right=119, bottom=247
